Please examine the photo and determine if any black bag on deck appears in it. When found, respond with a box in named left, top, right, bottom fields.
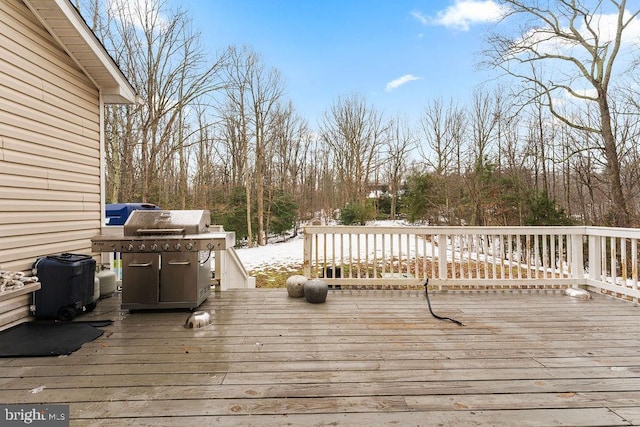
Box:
left=32, top=253, right=97, bottom=321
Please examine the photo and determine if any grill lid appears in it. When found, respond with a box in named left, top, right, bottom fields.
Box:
left=123, top=210, right=210, bottom=236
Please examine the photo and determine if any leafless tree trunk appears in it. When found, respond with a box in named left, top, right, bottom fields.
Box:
left=222, top=46, right=255, bottom=245
left=525, top=101, right=552, bottom=194
left=81, top=0, right=228, bottom=205
left=222, top=46, right=284, bottom=245
left=418, top=98, right=465, bottom=175
left=319, top=94, right=388, bottom=204
left=249, top=59, right=284, bottom=245
left=385, top=117, right=415, bottom=220
left=270, top=102, right=310, bottom=196
left=466, top=90, right=499, bottom=225
left=486, top=0, right=640, bottom=226
left=217, top=104, right=247, bottom=188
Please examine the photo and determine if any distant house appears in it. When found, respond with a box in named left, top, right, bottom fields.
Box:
left=0, top=0, right=136, bottom=328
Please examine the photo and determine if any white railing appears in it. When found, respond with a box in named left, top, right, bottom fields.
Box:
left=216, top=247, right=256, bottom=290
left=583, top=227, right=640, bottom=302
left=303, top=225, right=640, bottom=304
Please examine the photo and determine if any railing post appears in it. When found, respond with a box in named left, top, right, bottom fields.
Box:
left=570, top=233, right=585, bottom=283
left=588, top=233, right=601, bottom=282
left=217, top=249, right=229, bottom=291
left=438, top=234, right=447, bottom=280
left=303, top=228, right=312, bottom=278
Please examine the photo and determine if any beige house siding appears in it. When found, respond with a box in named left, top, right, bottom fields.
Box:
left=1, top=1, right=101, bottom=273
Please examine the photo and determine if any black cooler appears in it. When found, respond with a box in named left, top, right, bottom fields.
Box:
left=32, top=253, right=97, bottom=321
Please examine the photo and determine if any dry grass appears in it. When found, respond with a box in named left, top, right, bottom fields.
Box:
left=249, top=263, right=304, bottom=288
left=249, top=257, right=570, bottom=289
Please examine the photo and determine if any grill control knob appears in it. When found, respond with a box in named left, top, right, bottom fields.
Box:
left=150, top=243, right=158, bottom=251
left=126, top=244, right=134, bottom=251
left=185, top=243, right=194, bottom=251
left=138, top=243, right=146, bottom=251
left=174, top=243, right=181, bottom=251
left=162, top=243, right=170, bottom=251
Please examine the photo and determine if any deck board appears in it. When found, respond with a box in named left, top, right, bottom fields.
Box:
left=1, top=288, right=639, bottom=426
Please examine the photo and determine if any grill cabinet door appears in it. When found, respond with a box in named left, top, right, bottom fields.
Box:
left=122, top=253, right=160, bottom=304
left=160, top=252, right=198, bottom=302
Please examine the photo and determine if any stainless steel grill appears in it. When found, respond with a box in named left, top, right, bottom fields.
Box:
left=91, top=209, right=235, bottom=310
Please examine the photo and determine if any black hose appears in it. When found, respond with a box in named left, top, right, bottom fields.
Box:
left=199, top=249, right=213, bottom=266
left=424, top=279, right=464, bottom=326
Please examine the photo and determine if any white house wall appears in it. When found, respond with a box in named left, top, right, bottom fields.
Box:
left=0, top=0, right=101, bottom=273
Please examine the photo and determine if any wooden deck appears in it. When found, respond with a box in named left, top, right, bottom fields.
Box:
left=2, top=288, right=640, bottom=426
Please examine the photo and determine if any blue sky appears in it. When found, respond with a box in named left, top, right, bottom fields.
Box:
left=177, top=1, right=506, bottom=124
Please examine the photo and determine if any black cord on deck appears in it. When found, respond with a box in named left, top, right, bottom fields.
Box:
left=424, top=279, right=464, bottom=326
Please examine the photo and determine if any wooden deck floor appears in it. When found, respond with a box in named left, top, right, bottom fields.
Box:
left=1, top=288, right=640, bottom=426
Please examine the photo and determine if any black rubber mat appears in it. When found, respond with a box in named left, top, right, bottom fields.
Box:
left=0, top=320, right=112, bottom=357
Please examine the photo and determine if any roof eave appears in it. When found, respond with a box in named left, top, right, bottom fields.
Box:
left=24, top=0, right=137, bottom=104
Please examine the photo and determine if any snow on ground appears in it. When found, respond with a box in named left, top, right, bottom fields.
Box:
left=234, top=220, right=410, bottom=271
left=234, top=235, right=305, bottom=271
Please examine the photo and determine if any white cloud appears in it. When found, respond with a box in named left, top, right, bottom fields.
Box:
left=410, top=10, right=428, bottom=26
left=431, top=0, right=505, bottom=31
left=574, top=88, right=599, bottom=99
left=385, top=74, right=421, bottom=92
left=514, top=9, right=640, bottom=58
left=587, top=9, right=640, bottom=44
left=108, top=0, right=169, bottom=31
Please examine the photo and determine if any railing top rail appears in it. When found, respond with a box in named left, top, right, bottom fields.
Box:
left=303, top=225, right=588, bottom=235
left=584, top=226, right=640, bottom=238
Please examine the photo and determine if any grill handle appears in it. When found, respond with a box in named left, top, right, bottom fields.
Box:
left=135, top=228, right=185, bottom=235
left=128, top=262, right=153, bottom=267
left=167, top=261, right=191, bottom=265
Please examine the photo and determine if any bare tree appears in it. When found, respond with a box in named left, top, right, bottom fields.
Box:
left=249, top=58, right=284, bottom=245
left=523, top=99, right=556, bottom=194
left=222, top=46, right=255, bottom=244
left=81, top=0, right=228, bottom=204
left=269, top=102, right=310, bottom=194
left=217, top=101, right=247, bottom=188
left=319, top=94, right=388, bottom=204
left=222, top=46, right=285, bottom=245
left=486, top=0, right=640, bottom=226
left=464, top=90, right=500, bottom=225
left=418, top=98, right=465, bottom=175
left=191, top=104, right=221, bottom=208
left=384, top=117, right=415, bottom=220
left=611, top=96, right=640, bottom=223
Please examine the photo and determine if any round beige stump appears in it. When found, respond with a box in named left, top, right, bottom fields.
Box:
left=286, top=275, right=307, bottom=298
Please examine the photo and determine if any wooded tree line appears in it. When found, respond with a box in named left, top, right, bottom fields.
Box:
left=76, top=0, right=640, bottom=244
